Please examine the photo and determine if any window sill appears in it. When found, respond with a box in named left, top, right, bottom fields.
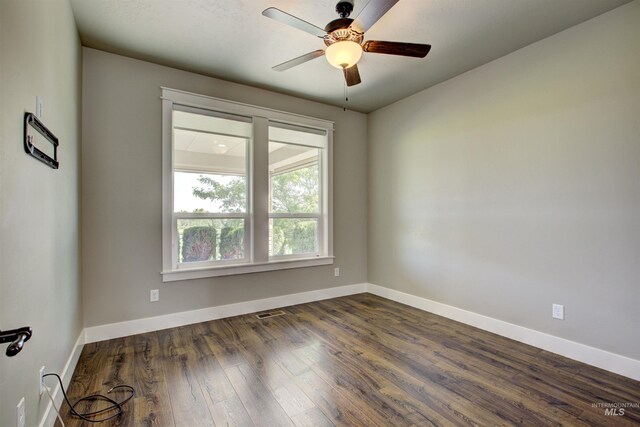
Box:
left=161, top=256, right=334, bottom=282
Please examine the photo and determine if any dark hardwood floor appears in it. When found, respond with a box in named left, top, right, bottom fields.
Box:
left=57, top=294, right=640, bottom=426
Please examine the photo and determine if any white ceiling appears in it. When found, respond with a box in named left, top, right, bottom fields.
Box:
left=69, top=0, right=630, bottom=113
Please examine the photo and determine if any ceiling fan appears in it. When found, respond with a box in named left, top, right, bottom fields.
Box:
left=262, top=0, right=431, bottom=87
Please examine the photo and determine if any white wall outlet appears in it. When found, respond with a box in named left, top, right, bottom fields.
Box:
left=334, top=267, right=340, bottom=277
left=39, top=366, right=45, bottom=396
left=552, top=303, right=565, bottom=320
left=36, top=96, right=43, bottom=118
left=17, top=397, right=25, bottom=427
left=150, top=289, right=159, bottom=302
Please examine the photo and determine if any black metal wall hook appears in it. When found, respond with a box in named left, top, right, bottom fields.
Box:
left=0, top=326, right=32, bottom=356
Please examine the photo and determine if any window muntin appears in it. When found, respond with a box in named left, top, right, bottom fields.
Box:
left=162, top=88, right=334, bottom=280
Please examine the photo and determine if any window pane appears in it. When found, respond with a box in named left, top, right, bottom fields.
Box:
left=174, top=172, right=246, bottom=214
left=177, top=218, right=245, bottom=263
left=270, top=218, right=318, bottom=256
left=173, top=110, right=249, bottom=213
left=269, top=141, right=320, bottom=214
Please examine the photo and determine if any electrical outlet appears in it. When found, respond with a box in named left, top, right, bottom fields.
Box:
left=39, top=366, right=45, bottom=396
left=150, top=289, right=159, bottom=302
left=17, top=397, right=25, bottom=427
left=334, top=267, right=340, bottom=277
left=552, top=304, right=565, bottom=320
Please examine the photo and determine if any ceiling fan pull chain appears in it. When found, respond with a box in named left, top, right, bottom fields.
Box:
left=344, top=81, right=348, bottom=111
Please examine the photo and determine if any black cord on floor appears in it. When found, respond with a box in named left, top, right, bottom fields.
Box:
left=43, top=373, right=135, bottom=423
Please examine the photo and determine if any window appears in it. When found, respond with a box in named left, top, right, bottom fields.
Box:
left=162, top=88, right=333, bottom=281
left=173, top=108, right=250, bottom=266
left=269, top=122, right=325, bottom=258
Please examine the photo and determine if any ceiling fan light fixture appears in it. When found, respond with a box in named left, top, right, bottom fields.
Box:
left=325, top=40, right=363, bottom=69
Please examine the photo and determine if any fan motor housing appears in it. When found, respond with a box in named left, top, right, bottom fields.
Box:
left=324, top=17, right=354, bottom=33
left=324, top=27, right=363, bottom=47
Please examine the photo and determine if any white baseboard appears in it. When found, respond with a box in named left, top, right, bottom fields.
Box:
left=84, top=283, right=367, bottom=343
left=80, top=281, right=639, bottom=381
left=366, top=283, right=640, bottom=381
left=39, top=329, right=85, bottom=427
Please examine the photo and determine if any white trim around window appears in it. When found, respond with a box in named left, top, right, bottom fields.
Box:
left=161, top=87, right=334, bottom=282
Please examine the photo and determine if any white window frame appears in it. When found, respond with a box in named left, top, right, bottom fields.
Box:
left=161, top=87, right=334, bottom=281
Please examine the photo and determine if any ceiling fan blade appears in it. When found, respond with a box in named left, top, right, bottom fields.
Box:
left=273, top=50, right=325, bottom=72
left=363, top=41, right=431, bottom=58
left=262, top=8, right=326, bottom=38
left=343, top=64, right=362, bottom=87
left=351, top=0, right=399, bottom=33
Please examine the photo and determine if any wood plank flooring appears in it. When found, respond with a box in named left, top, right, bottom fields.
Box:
left=57, top=294, right=640, bottom=426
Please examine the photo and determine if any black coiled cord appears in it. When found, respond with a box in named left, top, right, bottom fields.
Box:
left=43, top=373, right=135, bottom=423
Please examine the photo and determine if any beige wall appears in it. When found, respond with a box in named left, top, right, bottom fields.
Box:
left=0, top=0, right=82, bottom=425
left=368, top=1, right=640, bottom=360
left=82, top=48, right=368, bottom=327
